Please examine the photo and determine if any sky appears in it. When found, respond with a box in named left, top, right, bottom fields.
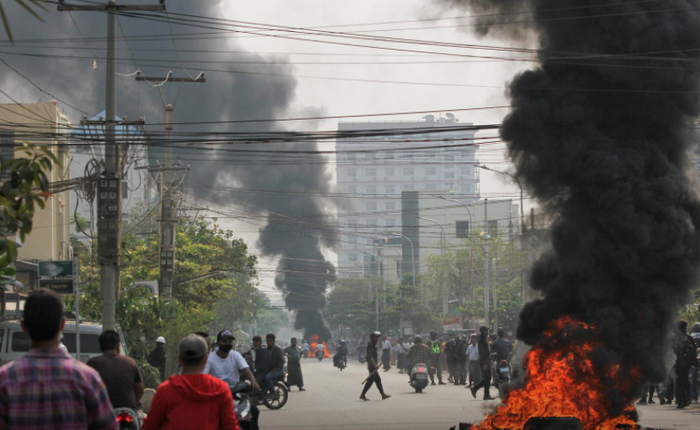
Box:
left=0, top=0, right=535, bottom=306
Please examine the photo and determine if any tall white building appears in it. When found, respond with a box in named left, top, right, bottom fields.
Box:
left=335, top=115, right=480, bottom=278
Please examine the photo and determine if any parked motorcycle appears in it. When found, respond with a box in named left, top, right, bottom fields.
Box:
left=114, top=408, right=140, bottom=430
left=410, top=363, right=429, bottom=393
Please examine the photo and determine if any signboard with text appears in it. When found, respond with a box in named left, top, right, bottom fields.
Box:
left=443, top=317, right=461, bottom=332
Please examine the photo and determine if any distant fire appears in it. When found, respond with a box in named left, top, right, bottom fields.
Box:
left=475, top=317, right=641, bottom=430
left=308, top=334, right=330, bottom=358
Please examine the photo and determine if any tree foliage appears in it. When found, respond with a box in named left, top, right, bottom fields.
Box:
left=0, top=143, right=57, bottom=282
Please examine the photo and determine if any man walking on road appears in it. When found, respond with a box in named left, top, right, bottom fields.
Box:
left=87, top=330, right=144, bottom=411
left=0, top=289, right=117, bottom=430
left=454, top=335, right=469, bottom=386
left=284, top=338, right=305, bottom=391
left=360, top=331, right=391, bottom=401
left=471, top=326, right=494, bottom=400
left=142, top=335, right=239, bottom=430
left=426, top=332, right=446, bottom=385
left=381, top=336, right=392, bottom=372
left=466, top=334, right=481, bottom=388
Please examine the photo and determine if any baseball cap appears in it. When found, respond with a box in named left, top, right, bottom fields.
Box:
left=217, top=330, right=235, bottom=343
left=179, top=335, right=208, bottom=359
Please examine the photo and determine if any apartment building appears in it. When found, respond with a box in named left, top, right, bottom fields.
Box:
left=336, top=114, right=480, bottom=278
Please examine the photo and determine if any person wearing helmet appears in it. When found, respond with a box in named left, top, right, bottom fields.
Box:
left=333, top=340, right=348, bottom=370
left=147, top=336, right=168, bottom=381
left=360, top=331, right=391, bottom=401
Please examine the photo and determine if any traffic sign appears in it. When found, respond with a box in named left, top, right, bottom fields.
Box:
left=39, top=278, right=74, bottom=294
left=38, top=260, right=74, bottom=277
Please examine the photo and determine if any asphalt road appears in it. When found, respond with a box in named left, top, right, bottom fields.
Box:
left=259, top=358, right=700, bottom=430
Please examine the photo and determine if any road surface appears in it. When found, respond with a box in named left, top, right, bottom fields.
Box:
left=259, top=357, right=699, bottom=430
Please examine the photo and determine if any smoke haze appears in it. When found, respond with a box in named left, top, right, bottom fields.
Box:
left=437, top=0, right=700, bottom=406
left=0, top=0, right=337, bottom=340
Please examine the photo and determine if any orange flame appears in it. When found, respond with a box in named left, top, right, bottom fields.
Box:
left=308, top=334, right=330, bottom=358
left=475, top=316, right=641, bottom=430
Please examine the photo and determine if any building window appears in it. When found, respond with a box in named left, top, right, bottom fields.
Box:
left=347, top=168, right=357, bottom=178
left=366, top=152, right=375, bottom=161
left=349, top=253, right=358, bottom=262
left=386, top=201, right=396, bottom=211
left=347, top=152, right=357, bottom=161
left=444, top=154, right=455, bottom=162
left=445, top=164, right=455, bottom=169
left=426, top=167, right=437, bottom=176
left=366, top=219, right=378, bottom=228
left=461, top=166, right=471, bottom=176
left=366, top=168, right=377, bottom=177
left=366, top=202, right=377, bottom=211
left=385, top=168, right=395, bottom=177
left=385, top=219, right=396, bottom=228
left=385, top=185, right=396, bottom=194
left=366, top=185, right=377, bottom=194
left=456, top=221, right=470, bottom=238
left=349, top=185, right=357, bottom=194
left=403, top=167, right=414, bottom=177
left=445, top=172, right=455, bottom=179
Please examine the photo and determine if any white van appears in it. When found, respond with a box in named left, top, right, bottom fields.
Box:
left=0, top=320, right=128, bottom=365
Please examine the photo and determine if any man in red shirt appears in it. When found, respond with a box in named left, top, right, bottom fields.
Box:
left=142, top=335, right=238, bottom=430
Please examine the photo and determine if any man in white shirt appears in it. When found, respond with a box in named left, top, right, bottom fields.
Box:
left=465, top=334, right=482, bottom=388
left=381, top=336, right=392, bottom=372
left=302, top=341, right=310, bottom=359
left=315, top=342, right=325, bottom=358
left=204, top=330, right=260, bottom=392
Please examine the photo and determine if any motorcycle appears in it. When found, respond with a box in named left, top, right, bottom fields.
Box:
left=316, top=351, right=324, bottom=361
left=334, top=353, right=347, bottom=371
left=410, top=363, right=429, bottom=393
left=494, top=360, right=511, bottom=398
left=230, top=382, right=258, bottom=430
left=302, top=349, right=309, bottom=359
left=357, top=348, right=366, bottom=364
left=114, top=408, right=140, bottom=430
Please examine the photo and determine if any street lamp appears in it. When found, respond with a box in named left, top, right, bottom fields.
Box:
left=479, top=165, right=527, bottom=305
left=383, top=231, right=416, bottom=292
left=436, top=195, right=490, bottom=327
left=362, top=251, right=384, bottom=330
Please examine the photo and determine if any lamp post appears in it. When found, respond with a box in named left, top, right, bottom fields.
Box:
left=363, top=251, right=384, bottom=331
left=479, top=165, right=527, bottom=305
left=384, top=231, right=416, bottom=292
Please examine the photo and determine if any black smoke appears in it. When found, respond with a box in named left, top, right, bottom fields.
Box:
left=437, top=0, right=700, bottom=408
left=0, top=1, right=336, bottom=340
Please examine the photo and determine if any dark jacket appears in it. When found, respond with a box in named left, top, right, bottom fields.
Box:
left=444, top=340, right=455, bottom=363
left=253, top=346, right=268, bottom=375
left=674, top=333, right=698, bottom=369
left=267, top=345, right=285, bottom=373
left=477, top=335, right=491, bottom=367
left=365, top=342, right=379, bottom=371
left=147, top=344, right=167, bottom=377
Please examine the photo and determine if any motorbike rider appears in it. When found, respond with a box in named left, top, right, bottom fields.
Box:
left=205, top=330, right=260, bottom=392
left=333, top=340, right=348, bottom=369
left=315, top=342, right=325, bottom=359
left=491, top=329, right=513, bottom=364
left=264, top=334, right=285, bottom=399
left=302, top=340, right=310, bottom=359
left=406, top=336, right=432, bottom=380
left=426, top=332, right=446, bottom=385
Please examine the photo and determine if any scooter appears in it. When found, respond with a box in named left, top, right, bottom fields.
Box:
left=334, top=353, right=347, bottom=371
left=230, top=382, right=256, bottom=430
left=410, top=363, right=429, bottom=393
left=316, top=351, right=324, bottom=361
left=114, top=408, right=140, bottom=430
left=494, top=360, right=511, bottom=398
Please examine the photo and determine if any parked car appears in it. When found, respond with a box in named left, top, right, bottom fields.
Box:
left=0, top=320, right=128, bottom=365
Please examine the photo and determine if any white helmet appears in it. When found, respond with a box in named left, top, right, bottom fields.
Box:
left=156, top=336, right=166, bottom=344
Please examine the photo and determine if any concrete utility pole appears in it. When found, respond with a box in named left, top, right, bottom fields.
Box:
left=58, top=0, right=165, bottom=330
left=484, top=199, right=490, bottom=328
left=135, top=72, right=204, bottom=301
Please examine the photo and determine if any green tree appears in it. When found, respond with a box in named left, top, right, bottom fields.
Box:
left=0, top=143, right=57, bottom=282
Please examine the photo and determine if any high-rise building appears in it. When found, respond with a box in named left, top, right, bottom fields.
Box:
left=335, top=115, right=480, bottom=278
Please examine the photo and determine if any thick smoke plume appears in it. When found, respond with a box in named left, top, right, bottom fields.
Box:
left=0, top=1, right=337, bottom=339
left=438, top=0, right=700, bottom=406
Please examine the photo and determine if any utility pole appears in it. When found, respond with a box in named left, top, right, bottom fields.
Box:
left=135, top=72, right=204, bottom=301
left=58, top=0, right=165, bottom=330
left=484, top=199, right=490, bottom=328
